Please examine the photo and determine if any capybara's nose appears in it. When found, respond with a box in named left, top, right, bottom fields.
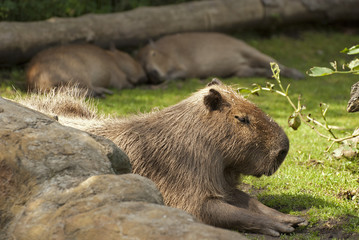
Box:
left=276, top=134, right=289, bottom=164
left=277, top=148, right=288, bottom=163
left=147, top=70, right=161, bottom=84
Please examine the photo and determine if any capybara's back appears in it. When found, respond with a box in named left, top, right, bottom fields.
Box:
left=26, top=44, right=146, bottom=97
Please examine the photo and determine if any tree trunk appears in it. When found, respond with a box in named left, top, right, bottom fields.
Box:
left=1, top=0, right=358, bottom=65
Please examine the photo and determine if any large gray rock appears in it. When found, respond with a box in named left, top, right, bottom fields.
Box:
left=332, top=128, right=359, bottom=159
left=0, top=97, right=131, bottom=185
left=347, top=81, right=359, bottom=113
left=0, top=96, right=131, bottom=236
left=8, top=174, right=245, bottom=240
left=0, top=97, right=248, bottom=239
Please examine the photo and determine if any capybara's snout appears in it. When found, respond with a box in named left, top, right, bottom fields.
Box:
left=266, top=132, right=289, bottom=176
left=277, top=132, right=289, bottom=162
left=275, top=146, right=289, bottom=165
left=147, top=69, right=162, bottom=84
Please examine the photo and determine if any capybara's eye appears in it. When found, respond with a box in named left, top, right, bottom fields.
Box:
left=235, top=115, right=250, bottom=124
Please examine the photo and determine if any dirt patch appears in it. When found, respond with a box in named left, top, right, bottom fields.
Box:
left=338, top=188, right=359, bottom=202
left=310, top=216, right=359, bottom=240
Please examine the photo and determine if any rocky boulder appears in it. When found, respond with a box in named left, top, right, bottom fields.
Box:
left=332, top=128, right=359, bottom=159
left=347, top=81, right=359, bottom=113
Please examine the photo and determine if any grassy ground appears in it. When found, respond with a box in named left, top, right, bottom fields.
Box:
left=1, top=28, right=358, bottom=239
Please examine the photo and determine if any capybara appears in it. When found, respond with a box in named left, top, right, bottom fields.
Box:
left=18, top=79, right=307, bottom=236
left=137, top=32, right=304, bottom=84
left=26, top=44, right=147, bottom=97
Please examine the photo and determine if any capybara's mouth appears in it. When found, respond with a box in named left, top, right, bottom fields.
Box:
left=264, top=166, right=279, bottom=176
left=254, top=171, right=274, bottom=178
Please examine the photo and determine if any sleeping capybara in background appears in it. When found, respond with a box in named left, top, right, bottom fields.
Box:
left=18, top=79, right=307, bottom=236
left=26, top=44, right=147, bottom=97
left=137, top=32, right=304, bottom=84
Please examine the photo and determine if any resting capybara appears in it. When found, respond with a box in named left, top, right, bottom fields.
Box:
left=137, top=32, right=304, bottom=84
left=19, top=79, right=307, bottom=236
left=26, top=44, right=147, bottom=97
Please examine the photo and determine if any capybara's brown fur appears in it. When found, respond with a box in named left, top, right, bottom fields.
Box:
left=19, top=79, right=307, bottom=236
left=26, top=44, right=147, bottom=97
left=137, top=32, right=304, bottom=84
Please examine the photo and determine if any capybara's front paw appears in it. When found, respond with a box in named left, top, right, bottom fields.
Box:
left=278, top=214, right=308, bottom=227
left=258, top=220, right=296, bottom=237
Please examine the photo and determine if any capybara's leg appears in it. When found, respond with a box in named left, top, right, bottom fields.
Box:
left=279, top=66, right=305, bottom=80
left=229, top=189, right=307, bottom=227
left=248, top=198, right=308, bottom=227
left=234, top=65, right=304, bottom=80
left=92, top=87, right=114, bottom=97
left=201, top=199, right=296, bottom=237
left=109, top=69, right=134, bottom=90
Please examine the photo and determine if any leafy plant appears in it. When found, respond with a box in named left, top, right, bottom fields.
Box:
left=238, top=62, right=359, bottom=152
left=308, top=45, right=359, bottom=77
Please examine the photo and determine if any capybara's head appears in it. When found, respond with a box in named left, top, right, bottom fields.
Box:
left=137, top=45, right=174, bottom=84
left=26, top=64, right=58, bottom=92
left=201, top=79, right=289, bottom=177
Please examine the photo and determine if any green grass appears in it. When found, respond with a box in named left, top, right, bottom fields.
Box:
left=1, top=28, right=359, bottom=239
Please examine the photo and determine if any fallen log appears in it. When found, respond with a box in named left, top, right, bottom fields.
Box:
left=1, top=0, right=359, bottom=65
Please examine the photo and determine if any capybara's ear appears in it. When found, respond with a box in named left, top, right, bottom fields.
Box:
left=207, top=78, right=222, bottom=87
left=204, top=89, right=228, bottom=111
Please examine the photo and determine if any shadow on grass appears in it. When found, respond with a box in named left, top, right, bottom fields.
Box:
left=244, top=192, right=359, bottom=239
left=257, top=193, right=336, bottom=213
left=240, top=183, right=344, bottom=213
left=254, top=193, right=359, bottom=239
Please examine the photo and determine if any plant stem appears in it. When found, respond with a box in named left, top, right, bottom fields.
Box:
left=243, top=63, right=358, bottom=150
left=332, top=70, right=359, bottom=74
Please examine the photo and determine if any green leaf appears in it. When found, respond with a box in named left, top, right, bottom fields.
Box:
left=288, top=112, right=301, bottom=130
left=237, top=88, right=252, bottom=95
left=348, top=59, right=359, bottom=71
left=285, top=84, right=291, bottom=95
left=320, top=103, right=329, bottom=117
left=270, top=62, right=280, bottom=79
left=307, top=67, right=334, bottom=77
left=341, top=45, right=359, bottom=54
left=266, top=82, right=275, bottom=91
left=330, top=61, right=337, bottom=71
left=251, top=83, right=262, bottom=90
left=237, top=87, right=260, bottom=97
left=341, top=47, right=350, bottom=53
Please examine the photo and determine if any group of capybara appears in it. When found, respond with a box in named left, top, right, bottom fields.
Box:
left=26, top=32, right=304, bottom=97
left=22, top=32, right=308, bottom=237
